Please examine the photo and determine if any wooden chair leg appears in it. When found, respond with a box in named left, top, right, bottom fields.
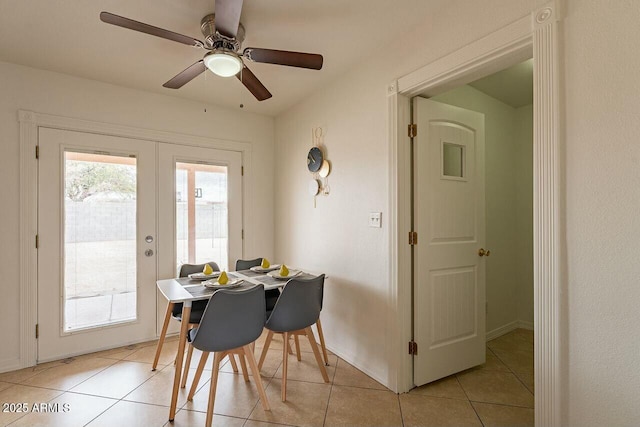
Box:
left=152, top=302, right=173, bottom=371
left=287, top=337, right=294, bottom=355
left=244, top=345, right=270, bottom=411
left=315, top=319, right=330, bottom=366
left=228, top=354, right=239, bottom=373
left=305, top=327, right=329, bottom=383
left=238, top=354, right=249, bottom=382
left=205, top=352, right=224, bottom=427
left=188, top=351, right=209, bottom=401
left=294, top=334, right=302, bottom=361
left=181, top=343, right=194, bottom=388
left=258, top=330, right=274, bottom=370
left=281, top=332, right=290, bottom=401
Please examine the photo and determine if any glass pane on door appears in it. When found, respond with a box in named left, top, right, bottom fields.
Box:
left=63, top=151, right=137, bottom=331
left=175, top=162, right=229, bottom=271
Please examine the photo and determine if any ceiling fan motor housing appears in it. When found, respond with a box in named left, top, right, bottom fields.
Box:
left=200, top=13, right=245, bottom=51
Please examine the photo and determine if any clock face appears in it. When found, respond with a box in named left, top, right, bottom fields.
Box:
left=307, top=147, right=323, bottom=172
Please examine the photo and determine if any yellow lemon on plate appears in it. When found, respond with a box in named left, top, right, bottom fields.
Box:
left=279, top=265, right=289, bottom=277
left=202, top=264, right=214, bottom=275
left=218, top=271, right=229, bottom=285
left=261, top=258, right=270, bottom=268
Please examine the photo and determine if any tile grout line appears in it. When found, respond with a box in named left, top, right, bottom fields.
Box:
left=235, top=349, right=282, bottom=425
left=3, top=340, right=172, bottom=427
left=78, top=357, right=164, bottom=427
left=397, top=391, right=406, bottom=427
left=321, top=356, right=340, bottom=426
left=487, top=345, right=535, bottom=398
left=454, top=371, right=485, bottom=427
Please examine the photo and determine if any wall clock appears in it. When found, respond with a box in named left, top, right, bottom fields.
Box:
left=307, top=147, right=323, bottom=172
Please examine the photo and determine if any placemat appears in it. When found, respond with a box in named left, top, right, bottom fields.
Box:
left=176, top=273, right=241, bottom=287
left=184, top=279, right=255, bottom=299
left=235, top=269, right=266, bottom=278
left=257, top=273, right=316, bottom=287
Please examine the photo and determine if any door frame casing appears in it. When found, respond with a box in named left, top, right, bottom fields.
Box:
left=387, top=2, right=562, bottom=426
left=18, top=110, right=252, bottom=367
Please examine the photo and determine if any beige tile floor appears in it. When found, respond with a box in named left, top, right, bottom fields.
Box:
left=0, top=329, right=533, bottom=427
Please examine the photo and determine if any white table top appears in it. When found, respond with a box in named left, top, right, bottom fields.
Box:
left=156, top=269, right=318, bottom=304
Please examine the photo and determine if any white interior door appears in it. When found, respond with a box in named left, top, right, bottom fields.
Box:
left=156, top=143, right=243, bottom=335
left=413, top=97, right=486, bottom=386
left=37, top=128, right=157, bottom=362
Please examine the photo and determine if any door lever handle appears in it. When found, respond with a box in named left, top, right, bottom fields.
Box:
left=478, top=248, right=491, bottom=257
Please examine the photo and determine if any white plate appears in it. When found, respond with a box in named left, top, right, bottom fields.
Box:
left=203, top=279, right=243, bottom=289
left=188, top=272, right=220, bottom=280
left=267, top=270, right=301, bottom=280
left=250, top=264, right=281, bottom=273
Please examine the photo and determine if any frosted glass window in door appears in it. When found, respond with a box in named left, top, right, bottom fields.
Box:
left=443, top=142, right=465, bottom=178
left=176, top=162, right=229, bottom=271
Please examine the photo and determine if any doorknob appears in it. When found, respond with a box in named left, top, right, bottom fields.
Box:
left=478, top=248, right=491, bottom=257
left=145, top=249, right=154, bottom=257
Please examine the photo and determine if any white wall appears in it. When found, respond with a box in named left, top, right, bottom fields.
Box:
left=274, top=0, right=546, bottom=389
left=431, top=85, right=534, bottom=334
left=0, top=61, right=275, bottom=371
left=515, top=104, right=534, bottom=326
left=275, top=0, right=640, bottom=424
left=564, top=1, right=640, bottom=425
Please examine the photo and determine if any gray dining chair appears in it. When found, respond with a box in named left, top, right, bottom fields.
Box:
left=257, top=274, right=329, bottom=401
left=235, top=258, right=329, bottom=366
left=152, top=262, right=242, bottom=380
left=235, top=258, right=280, bottom=311
left=186, top=285, right=270, bottom=427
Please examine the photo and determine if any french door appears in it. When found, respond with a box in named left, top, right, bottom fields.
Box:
left=38, top=128, right=157, bottom=361
left=156, top=142, right=242, bottom=335
left=37, top=128, right=243, bottom=362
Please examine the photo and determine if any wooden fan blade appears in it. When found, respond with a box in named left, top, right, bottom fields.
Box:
left=215, top=0, right=243, bottom=38
left=237, top=66, right=272, bottom=101
left=100, top=12, right=204, bottom=48
left=243, top=48, right=323, bottom=70
left=163, top=61, right=207, bottom=89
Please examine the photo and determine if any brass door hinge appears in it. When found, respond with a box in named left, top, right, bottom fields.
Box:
left=35, top=234, right=39, bottom=249
left=241, top=166, right=244, bottom=176
left=408, top=231, right=418, bottom=245
left=408, top=341, right=418, bottom=355
left=408, top=124, right=417, bottom=138
left=35, top=145, right=39, bottom=159
left=35, top=324, right=39, bottom=339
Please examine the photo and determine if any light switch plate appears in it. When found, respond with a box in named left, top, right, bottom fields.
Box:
left=369, top=212, right=382, bottom=228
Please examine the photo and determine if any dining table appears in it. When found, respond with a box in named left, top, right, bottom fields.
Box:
left=156, top=268, right=318, bottom=421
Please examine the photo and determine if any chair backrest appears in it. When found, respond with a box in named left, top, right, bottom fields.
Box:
left=265, top=275, right=325, bottom=332
left=173, top=262, right=221, bottom=317
left=178, top=262, right=220, bottom=277
left=235, top=258, right=262, bottom=271
left=191, top=284, right=266, bottom=352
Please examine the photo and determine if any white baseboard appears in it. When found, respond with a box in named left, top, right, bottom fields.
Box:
left=324, top=342, right=392, bottom=392
left=0, top=358, right=22, bottom=374
left=517, top=320, right=534, bottom=330
left=486, top=319, right=534, bottom=341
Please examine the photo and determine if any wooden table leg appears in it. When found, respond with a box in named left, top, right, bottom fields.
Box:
left=169, top=301, right=191, bottom=421
left=153, top=302, right=174, bottom=371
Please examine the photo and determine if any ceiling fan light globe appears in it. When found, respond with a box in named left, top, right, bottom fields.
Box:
left=204, top=52, right=242, bottom=77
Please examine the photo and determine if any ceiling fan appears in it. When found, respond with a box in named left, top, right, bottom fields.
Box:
left=100, top=0, right=323, bottom=101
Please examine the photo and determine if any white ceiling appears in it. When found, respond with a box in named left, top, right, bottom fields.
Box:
left=469, top=59, right=533, bottom=108
left=0, top=0, right=445, bottom=116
